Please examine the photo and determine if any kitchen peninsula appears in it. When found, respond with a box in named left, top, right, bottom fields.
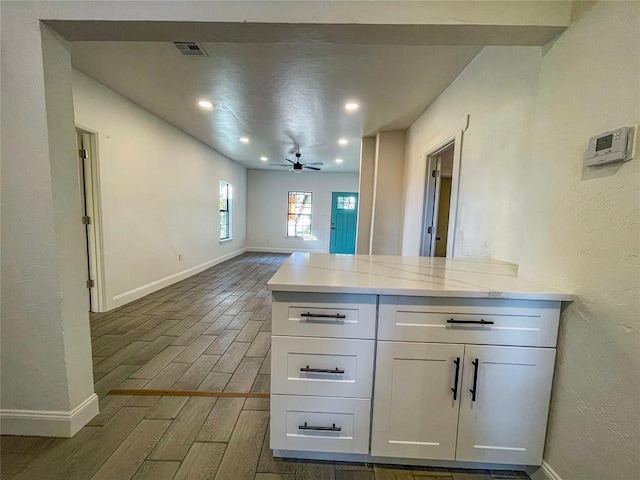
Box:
left=267, top=253, right=572, bottom=470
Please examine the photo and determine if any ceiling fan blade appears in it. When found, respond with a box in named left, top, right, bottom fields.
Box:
left=285, top=158, right=296, bottom=164
left=303, top=166, right=322, bottom=171
left=304, top=162, right=324, bottom=166
left=269, top=164, right=290, bottom=167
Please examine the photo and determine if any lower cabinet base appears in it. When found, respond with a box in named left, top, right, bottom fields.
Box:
left=272, top=449, right=539, bottom=475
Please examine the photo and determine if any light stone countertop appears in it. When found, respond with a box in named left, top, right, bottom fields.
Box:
left=266, top=253, right=572, bottom=301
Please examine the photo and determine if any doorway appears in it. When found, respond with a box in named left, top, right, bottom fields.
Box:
left=76, top=128, right=104, bottom=312
left=421, top=143, right=455, bottom=257
left=330, top=192, right=359, bottom=254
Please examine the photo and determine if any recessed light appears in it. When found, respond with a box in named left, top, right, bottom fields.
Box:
left=335, top=158, right=343, bottom=164
left=239, top=137, right=250, bottom=144
left=344, top=102, right=359, bottom=111
left=338, top=138, right=348, bottom=145
left=198, top=100, right=214, bottom=110
left=260, top=156, right=268, bottom=162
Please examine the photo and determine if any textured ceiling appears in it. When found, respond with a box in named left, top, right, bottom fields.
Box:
left=68, top=41, right=481, bottom=172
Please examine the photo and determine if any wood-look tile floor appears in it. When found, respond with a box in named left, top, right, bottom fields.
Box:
left=1, top=253, right=530, bottom=480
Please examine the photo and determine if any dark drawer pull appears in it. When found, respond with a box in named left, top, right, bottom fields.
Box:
left=447, top=318, right=494, bottom=325
left=451, top=357, right=461, bottom=401
left=301, top=312, right=346, bottom=319
left=300, top=366, right=345, bottom=374
left=298, top=422, right=341, bottom=432
left=470, top=358, right=479, bottom=402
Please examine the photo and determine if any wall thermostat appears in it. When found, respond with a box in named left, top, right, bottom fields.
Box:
left=586, top=126, right=636, bottom=167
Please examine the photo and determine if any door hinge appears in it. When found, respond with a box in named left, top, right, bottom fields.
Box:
left=86, top=279, right=95, bottom=288
left=82, top=216, right=91, bottom=225
left=79, top=149, right=88, bottom=159
left=432, top=170, right=440, bottom=178
left=427, top=226, right=433, bottom=234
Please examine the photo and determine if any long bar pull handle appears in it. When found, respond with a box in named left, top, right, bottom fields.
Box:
left=470, top=358, right=479, bottom=402
left=300, top=312, right=346, bottom=319
left=447, top=319, right=494, bottom=325
left=451, top=357, right=461, bottom=401
left=300, top=366, right=345, bottom=374
left=298, top=422, right=341, bottom=432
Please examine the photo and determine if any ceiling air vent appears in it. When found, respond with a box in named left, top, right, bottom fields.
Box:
left=173, top=42, right=208, bottom=57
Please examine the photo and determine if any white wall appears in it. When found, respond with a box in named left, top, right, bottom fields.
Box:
left=73, top=70, right=246, bottom=310
left=0, top=26, right=98, bottom=436
left=246, top=170, right=359, bottom=253
left=401, top=3, right=640, bottom=479
left=44, top=31, right=97, bottom=415
left=520, top=3, right=639, bottom=479
left=357, top=137, right=376, bottom=254
left=372, top=131, right=406, bottom=255
left=402, top=46, right=541, bottom=262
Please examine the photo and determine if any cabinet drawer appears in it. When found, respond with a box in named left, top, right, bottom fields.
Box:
left=272, top=292, right=376, bottom=339
left=271, top=336, right=374, bottom=398
left=270, top=394, right=370, bottom=454
left=379, top=296, right=560, bottom=347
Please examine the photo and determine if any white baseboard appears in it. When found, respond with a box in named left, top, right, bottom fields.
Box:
left=109, top=248, right=247, bottom=309
left=0, top=393, right=99, bottom=437
left=246, top=246, right=326, bottom=254
left=529, top=461, right=563, bottom=480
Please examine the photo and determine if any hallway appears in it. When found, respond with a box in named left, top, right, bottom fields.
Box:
left=1, top=253, right=529, bottom=480
left=90, top=252, right=284, bottom=399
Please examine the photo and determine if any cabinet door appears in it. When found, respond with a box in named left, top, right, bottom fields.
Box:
left=456, top=345, right=555, bottom=465
left=371, top=342, right=464, bottom=460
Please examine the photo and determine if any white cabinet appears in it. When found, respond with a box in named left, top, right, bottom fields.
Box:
left=378, top=296, right=561, bottom=347
left=456, top=345, right=555, bottom=465
left=271, top=336, right=375, bottom=398
left=371, top=342, right=555, bottom=465
left=271, top=395, right=371, bottom=454
left=272, top=292, right=376, bottom=339
left=371, top=296, right=560, bottom=467
left=271, top=294, right=376, bottom=455
left=371, top=342, right=464, bottom=460
left=272, top=292, right=561, bottom=468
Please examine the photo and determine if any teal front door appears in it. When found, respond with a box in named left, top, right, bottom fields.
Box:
left=330, top=192, right=358, bottom=254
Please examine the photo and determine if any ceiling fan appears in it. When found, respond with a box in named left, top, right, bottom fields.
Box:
left=270, top=152, right=323, bottom=173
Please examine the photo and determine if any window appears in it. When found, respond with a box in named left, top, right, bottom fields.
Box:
left=220, top=181, right=231, bottom=240
left=336, top=195, right=357, bottom=210
left=287, top=191, right=312, bottom=237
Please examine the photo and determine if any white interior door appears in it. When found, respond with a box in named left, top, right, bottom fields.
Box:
left=456, top=345, right=556, bottom=465
left=77, top=130, right=101, bottom=312
left=371, top=341, right=464, bottom=460
left=420, top=156, right=442, bottom=256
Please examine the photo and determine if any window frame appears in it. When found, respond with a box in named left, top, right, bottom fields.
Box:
left=286, top=191, right=313, bottom=238
left=219, top=181, right=231, bottom=241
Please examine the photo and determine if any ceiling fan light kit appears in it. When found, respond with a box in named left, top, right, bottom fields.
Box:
left=269, top=151, right=324, bottom=173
